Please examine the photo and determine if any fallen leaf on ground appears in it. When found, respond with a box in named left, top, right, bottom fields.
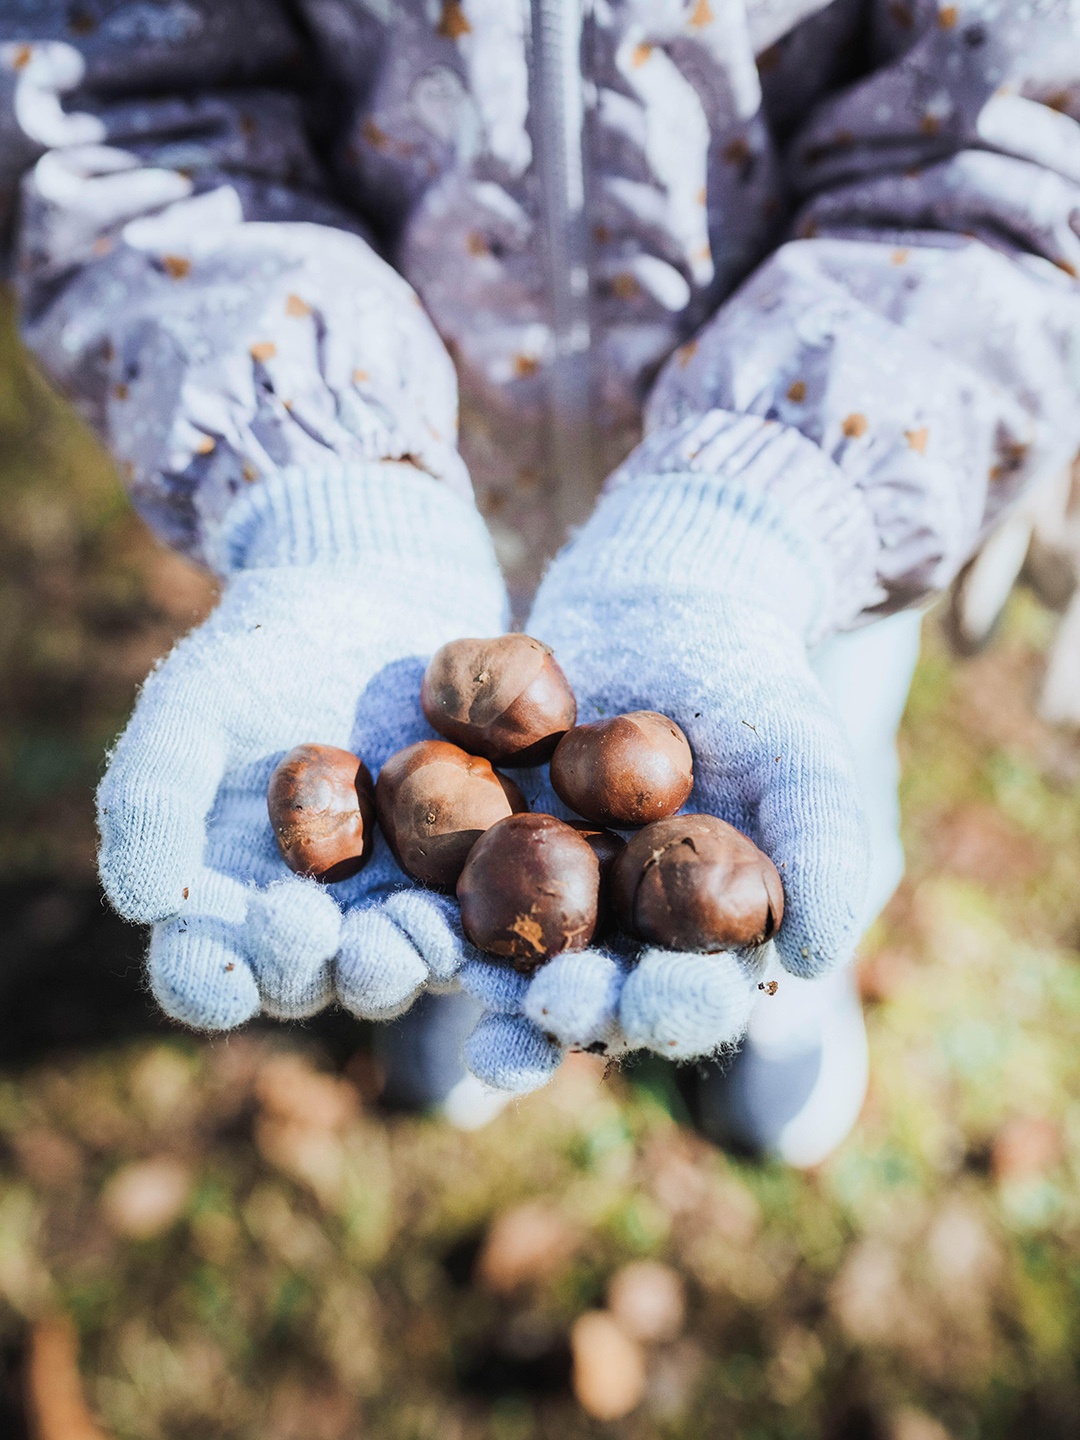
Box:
left=607, top=1260, right=685, bottom=1343
left=992, top=1117, right=1061, bottom=1182
left=571, top=1310, right=646, bottom=1420
left=255, top=1054, right=359, bottom=1132
left=25, top=1314, right=109, bottom=1440
left=477, top=1202, right=579, bottom=1294
left=100, top=1157, right=191, bottom=1240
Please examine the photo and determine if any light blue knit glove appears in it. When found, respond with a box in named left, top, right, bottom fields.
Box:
left=358, top=420, right=872, bottom=1090
left=97, top=461, right=507, bottom=1029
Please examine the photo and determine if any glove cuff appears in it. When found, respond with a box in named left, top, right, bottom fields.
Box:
left=215, top=459, right=502, bottom=587
left=547, top=474, right=828, bottom=642
left=561, top=411, right=882, bottom=645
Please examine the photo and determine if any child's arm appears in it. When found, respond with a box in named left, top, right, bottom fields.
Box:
left=544, top=2, right=1080, bottom=1053
left=8, top=37, right=474, bottom=565
left=644, top=0, right=1080, bottom=635
left=2, top=34, right=507, bottom=1028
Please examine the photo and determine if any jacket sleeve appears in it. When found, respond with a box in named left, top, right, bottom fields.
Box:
left=622, top=0, right=1080, bottom=637
left=3, top=32, right=470, bottom=575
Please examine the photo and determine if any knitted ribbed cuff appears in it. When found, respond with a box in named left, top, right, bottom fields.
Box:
left=217, top=460, right=501, bottom=583
left=550, top=477, right=834, bottom=645
left=576, top=410, right=883, bottom=644
left=552, top=474, right=825, bottom=640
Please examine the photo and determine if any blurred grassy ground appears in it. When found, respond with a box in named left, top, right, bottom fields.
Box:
left=0, top=288, right=218, bottom=878
left=2, top=288, right=1080, bottom=1439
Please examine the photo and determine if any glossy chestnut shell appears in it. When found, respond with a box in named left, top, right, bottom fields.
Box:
left=457, top=813, right=601, bottom=973
left=267, top=743, right=375, bottom=883
left=611, top=814, right=783, bottom=951
left=550, top=711, right=693, bottom=827
left=420, top=634, right=577, bottom=766
left=376, top=739, right=527, bottom=889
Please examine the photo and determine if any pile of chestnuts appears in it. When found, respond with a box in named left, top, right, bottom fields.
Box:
left=266, top=635, right=783, bottom=975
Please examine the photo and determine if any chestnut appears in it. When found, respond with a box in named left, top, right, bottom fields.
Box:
left=611, top=814, right=783, bottom=951
left=569, top=821, right=626, bottom=937
left=568, top=820, right=626, bottom=875
left=457, top=813, right=601, bottom=973
left=267, top=743, right=376, bottom=883
left=550, top=711, right=693, bottom=827
left=376, top=739, right=527, bottom=889
left=420, top=635, right=577, bottom=765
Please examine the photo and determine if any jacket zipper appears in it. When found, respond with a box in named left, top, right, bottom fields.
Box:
left=528, top=0, right=595, bottom=536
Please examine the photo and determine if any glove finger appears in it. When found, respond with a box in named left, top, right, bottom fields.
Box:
left=754, top=731, right=868, bottom=978
left=681, top=641, right=869, bottom=980
left=244, top=877, right=342, bottom=1019
left=335, top=907, right=429, bottom=1019
left=463, top=1013, right=562, bottom=1094
left=523, top=950, right=626, bottom=1051
left=692, top=696, right=868, bottom=981
left=149, top=867, right=259, bottom=1030
left=458, top=958, right=529, bottom=1014
left=618, top=947, right=766, bottom=1059
left=375, top=888, right=475, bottom=984
left=98, top=660, right=228, bottom=923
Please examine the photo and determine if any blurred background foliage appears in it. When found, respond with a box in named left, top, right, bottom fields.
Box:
left=1, top=286, right=1080, bottom=1439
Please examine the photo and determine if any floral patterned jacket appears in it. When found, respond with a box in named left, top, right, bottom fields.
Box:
left=4, top=0, right=1080, bottom=624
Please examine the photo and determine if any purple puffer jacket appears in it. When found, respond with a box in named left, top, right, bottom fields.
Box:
left=4, top=0, right=1080, bottom=623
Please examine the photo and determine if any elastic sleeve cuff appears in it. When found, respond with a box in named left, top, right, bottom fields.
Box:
left=562, top=411, right=885, bottom=644
left=213, top=459, right=503, bottom=590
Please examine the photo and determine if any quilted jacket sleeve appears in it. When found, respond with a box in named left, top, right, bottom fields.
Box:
left=620, top=0, right=1080, bottom=637
left=2, top=21, right=470, bottom=574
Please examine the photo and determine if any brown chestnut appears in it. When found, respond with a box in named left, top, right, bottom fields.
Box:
left=376, top=739, right=527, bottom=889
left=457, top=813, right=600, bottom=973
left=267, top=743, right=376, bottom=883
left=567, top=820, right=626, bottom=875
left=568, top=821, right=626, bottom=937
left=611, top=814, right=783, bottom=951
left=550, top=711, right=693, bottom=828
left=420, top=634, right=577, bottom=765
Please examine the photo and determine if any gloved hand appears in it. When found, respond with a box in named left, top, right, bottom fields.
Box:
left=357, top=414, right=872, bottom=1090
left=98, top=461, right=507, bottom=1028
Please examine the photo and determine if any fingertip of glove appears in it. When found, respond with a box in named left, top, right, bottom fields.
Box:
left=523, top=951, right=624, bottom=1050
left=463, top=1013, right=562, bottom=1094
left=246, top=878, right=341, bottom=1018
left=619, top=948, right=763, bottom=1059
left=149, top=915, right=260, bottom=1030
left=774, top=894, right=862, bottom=980
left=775, top=937, right=844, bottom=979
left=378, top=889, right=470, bottom=982
left=458, top=958, right=529, bottom=1014
left=336, top=908, right=428, bottom=1019
left=98, top=790, right=204, bottom=924
left=247, top=877, right=341, bottom=954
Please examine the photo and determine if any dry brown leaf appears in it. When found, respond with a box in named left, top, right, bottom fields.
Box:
left=607, top=1261, right=686, bottom=1343
left=100, top=1157, right=191, bottom=1240
left=571, top=1310, right=646, bottom=1420
left=889, top=1405, right=955, bottom=1440
left=477, top=1202, right=579, bottom=1294
left=992, top=1116, right=1062, bottom=1182
left=25, top=1315, right=109, bottom=1440
left=935, top=804, right=1043, bottom=887
left=11, top=1129, right=83, bottom=1190
left=255, top=1054, right=359, bottom=1132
